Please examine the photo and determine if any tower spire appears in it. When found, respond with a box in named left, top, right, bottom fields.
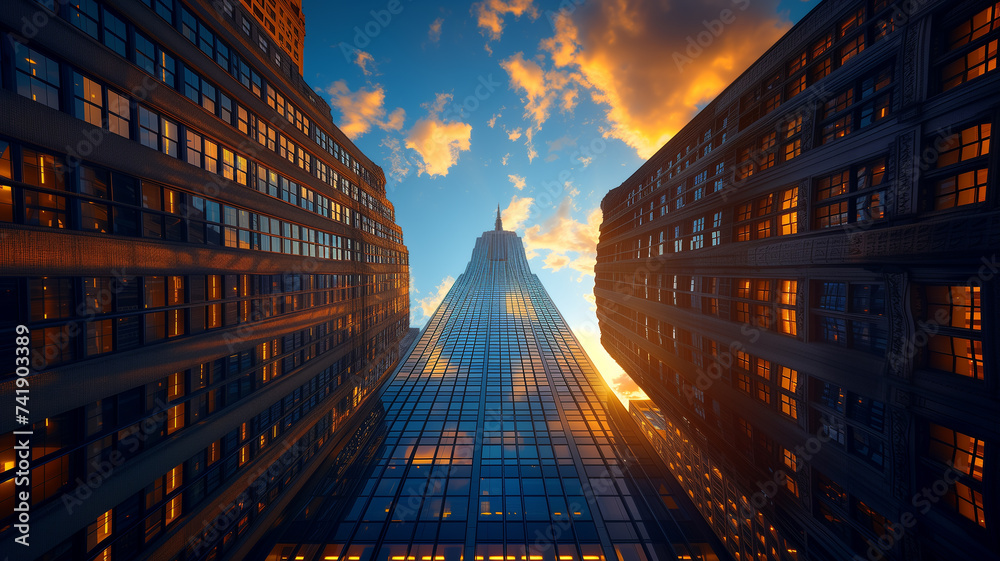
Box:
left=495, top=204, right=503, bottom=231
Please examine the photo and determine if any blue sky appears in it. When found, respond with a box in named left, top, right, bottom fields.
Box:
left=300, top=0, right=817, bottom=401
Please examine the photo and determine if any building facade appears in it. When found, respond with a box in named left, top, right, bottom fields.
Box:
left=251, top=214, right=730, bottom=561
left=595, top=0, right=998, bottom=560
left=0, top=0, right=408, bottom=560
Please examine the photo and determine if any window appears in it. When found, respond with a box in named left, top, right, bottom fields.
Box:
left=16, top=47, right=61, bottom=110
left=928, top=423, right=986, bottom=526
left=840, top=34, right=865, bottom=64
left=732, top=278, right=798, bottom=336
left=102, top=8, right=128, bottom=56
left=186, top=130, right=203, bottom=167
left=86, top=509, right=113, bottom=551
left=821, top=67, right=893, bottom=144
left=941, top=3, right=1000, bottom=91
left=927, top=122, right=991, bottom=209
left=917, top=285, right=983, bottom=379
left=813, top=282, right=886, bottom=352
left=138, top=107, right=178, bottom=157
left=73, top=73, right=103, bottom=127
left=814, top=157, right=888, bottom=227
left=107, top=90, right=130, bottom=137
left=69, top=0, right=100, bottom=38
left=734, top=187, right=799, bottom=241
left=182, top=67, right=217, bottom=113
left=839, top=7, right=864, bottom=37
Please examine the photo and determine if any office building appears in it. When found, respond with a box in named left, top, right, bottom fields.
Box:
left=250, top=212, right=729, bottom=561
left=0, top=0, right=409, bottom=559
left=595, top=0, right=998, bottom=559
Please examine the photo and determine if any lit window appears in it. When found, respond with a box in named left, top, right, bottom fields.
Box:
left=941, top=3, right=1000, bottom=90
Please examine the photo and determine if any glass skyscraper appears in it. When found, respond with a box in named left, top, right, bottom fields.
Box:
left=253, top=212, right=728, bottom=561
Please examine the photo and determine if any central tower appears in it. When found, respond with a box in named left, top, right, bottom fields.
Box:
left=252, top=216, right=728, bottom=561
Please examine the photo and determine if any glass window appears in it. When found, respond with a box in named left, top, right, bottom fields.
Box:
left=16, top=47, right=61, bottom=110
left=74, top=72, right=103, bottom=127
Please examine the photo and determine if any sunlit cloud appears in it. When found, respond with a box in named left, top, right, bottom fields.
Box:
left=353, top=49, right=376, bottom=76
left=502, top=195, right=534, bottom=231
left=488, top=107, right=503, bottom=128
left=405, top=93, right=473, bottom=177
left=535, top=0, right=791, bottom=158
left=428, top=17, right=444, bottom=43
left=506, top=126, right=522, bottom=141
left=501, top=153, right=510, bottom=165
left=417, top=275, right=456, bottom=319
left=578, top=155, right=593, bottom=167
left=523, top=197, right=601, bottom=280
left=474, top=0, right=538, bottom=41
left=508, top=174, right=526, bottom=190
left=326, top=80, right=405, bottom=138
left=524, top=126, right=538, bottom=163
left=500, top=52, right=575, bottom=129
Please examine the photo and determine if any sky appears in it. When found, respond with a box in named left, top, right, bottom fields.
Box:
left=300, top=0, right=818, bottom=404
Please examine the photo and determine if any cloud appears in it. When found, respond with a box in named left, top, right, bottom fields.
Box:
left=506, top=127, right=522, bottom=141
left=428, top=17, right=444, bottom=43
left=474, top=0, right=538, bottom=41
left=353, top=49, right=376, bottom=76
left=536, top=0, right=791, bottom=158
left=524, top=127, right=538, bottom=163
left=500, top=52, right=575, bottom=130
left=405, top=119, right=473, bottom=177
left=488, top=108, right=503, bottom=128
left=414, top=275, right=456, bottom=322
left=578, top=155, right=593, bottom=167
left=502, top=195, right=534, bottom=231
left=381, top=137, right=411, bottom=182
left=508, top=174, right=526, bottom=190
left=501, top=153, right=510, bottom=165
left=523, top=197, right=601, bottom=279
left=326, top=80, right=405, bottom=139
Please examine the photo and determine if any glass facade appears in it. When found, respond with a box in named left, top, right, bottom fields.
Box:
left=255, top=215, right=727, bottom=561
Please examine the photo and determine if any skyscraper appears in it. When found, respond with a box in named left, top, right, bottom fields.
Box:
left=595, top=0, right=997, bottom=559
left=0, top=0, right=408, bottom=559
left=250, top=212, right=729, bottom=561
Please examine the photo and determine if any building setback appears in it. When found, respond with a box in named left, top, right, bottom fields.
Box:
left=0, top=0, right=409, bottom=560
left=248, top=213, right=730, bottom=561
left=595, top=0, right=998, bottom=560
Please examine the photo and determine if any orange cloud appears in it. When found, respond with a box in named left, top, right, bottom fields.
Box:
left=508, top=174, right=526, bottom=190
left=523, top=197, right=601, bottom=279
left=405, top=118, right=473, bottom=177
left=500, top=52, right=575, bottom=129
left=326, top=80, right=405, bottom=139
left=502, top=195, right=534, bottom=231
left=404, top=93, right=473, bottom=177
left=428, top=17, right=444, bottom=43
left=354, top=49, right=375, bottom=76
left=474, top=0, right=538, bottom=41
left=537, top=0, right=791, bottom=158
